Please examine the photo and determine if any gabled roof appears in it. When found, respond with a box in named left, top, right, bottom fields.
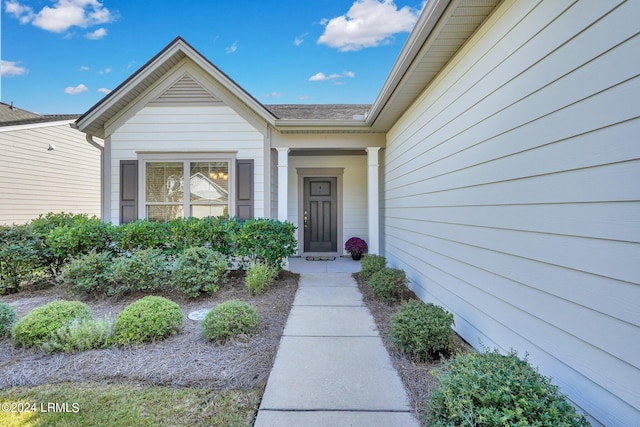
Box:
left=74, top=36, right=278, bottom=139
left=75, top=0, right=500, bottom=137
left=0, top=102, right=79, bottom=127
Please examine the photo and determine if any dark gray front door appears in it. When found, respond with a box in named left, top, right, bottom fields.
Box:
left=303, top=177, right=337, bottom=252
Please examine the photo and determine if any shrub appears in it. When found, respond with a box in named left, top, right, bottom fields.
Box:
left=245, top=262, right=278, bottom=296
left=172, top=247, right=228, bottom=298
left=114, top=219, right=169, bottom=253
left=0, top=301, right=17, bottom=338
left=235, top=219, right=297, bottom=269
left=110, top=249, right=169, bottom=297
left=12, top=300, right=93, bottom=349
left=202, top=300, right=259, bottom=343
left=46, top=216, right=113, bottom=263
left=428, top=350, right=590, bottom=427
left=29, top=212, right=86, bottom=274
left=359, top=254, right=386, bottom=280
left=368, top=267, right=408, bottom=303
left=167, top=216, right=239, bottom=255
left=59, top=250, right=115, bottom=296
left=112, top=296, right=184, bottom=345
left=43, top=317, right=113, bottom=353
left=0, top=225, right=46, bottom=294
left=390, top=300, right=455, bottom=362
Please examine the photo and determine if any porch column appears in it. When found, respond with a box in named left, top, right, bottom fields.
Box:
left=276, top=148, right=290, bottom=222
left=366, top=147, right=380, bottom=255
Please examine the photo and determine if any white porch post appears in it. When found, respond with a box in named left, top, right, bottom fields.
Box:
left=366, top=147, right=380, bottom=255
left=276, top=148, right=290, bottom=222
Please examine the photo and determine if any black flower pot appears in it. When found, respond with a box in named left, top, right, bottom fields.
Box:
left=351, top=252, right=362, bottom=261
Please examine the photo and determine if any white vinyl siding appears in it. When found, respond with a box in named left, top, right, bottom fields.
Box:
left=110, top=105, right=264, bottom=224
left=288, top=155, right=368, bottom=256
left=0, top=122, right=101, bottom=225
left=382, top=1, right=639, bottom=426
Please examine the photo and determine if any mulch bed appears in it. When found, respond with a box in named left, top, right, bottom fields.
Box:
left=0, top=271, right=298, bottom=391
left=355, top=273, right=472, bottom=426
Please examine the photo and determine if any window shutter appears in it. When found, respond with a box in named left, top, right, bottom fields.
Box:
left=236, top=159, right=254, bottom=220
left=120, top=160, right=138, bottom=224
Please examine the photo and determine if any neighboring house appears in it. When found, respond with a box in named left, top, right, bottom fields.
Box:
left=73, top=1, right=639, bottom=425
left=0, top=102, right=102, bottom=225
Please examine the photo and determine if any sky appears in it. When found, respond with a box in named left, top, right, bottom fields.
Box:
left=1, top=0, right=426, bottom=115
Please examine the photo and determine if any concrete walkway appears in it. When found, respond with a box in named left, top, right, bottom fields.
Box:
left=255, top=264, right=419, bottom=426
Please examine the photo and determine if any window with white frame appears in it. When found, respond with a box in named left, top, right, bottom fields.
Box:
left=141, top=154, right=234, bottom=222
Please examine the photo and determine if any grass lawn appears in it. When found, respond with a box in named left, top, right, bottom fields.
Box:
left=0, top=383, right=261, bottom=426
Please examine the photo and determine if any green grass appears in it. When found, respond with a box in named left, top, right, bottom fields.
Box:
left=0, top=382, right=261, bottom=427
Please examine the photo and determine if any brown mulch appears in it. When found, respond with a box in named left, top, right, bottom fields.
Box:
left=0, top=271, right=298, bottom=390
left=355, top=273, right=472, bottom=426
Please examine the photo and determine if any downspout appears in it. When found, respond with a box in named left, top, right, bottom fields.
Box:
left=84, top=133, right=106, bottom=222
left=70, top=121, right=106, bottom=220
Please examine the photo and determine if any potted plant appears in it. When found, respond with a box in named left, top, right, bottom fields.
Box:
left=345, top=237, right=367, bottom=260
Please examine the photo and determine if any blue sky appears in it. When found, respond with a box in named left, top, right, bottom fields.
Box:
left=1, top=0, right=425, bottom=114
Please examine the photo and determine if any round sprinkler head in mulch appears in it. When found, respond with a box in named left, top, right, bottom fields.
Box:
left=187, top=308, right=212, bottom=321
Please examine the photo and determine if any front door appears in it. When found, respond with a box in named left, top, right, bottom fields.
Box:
left=303, top=177, right=337, bottom=252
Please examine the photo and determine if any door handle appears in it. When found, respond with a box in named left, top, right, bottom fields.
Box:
left=304, top=211, right=308, bottom=228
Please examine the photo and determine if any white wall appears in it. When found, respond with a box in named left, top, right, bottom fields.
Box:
left=288, top=155, right=368, bottom=255
left=0, top=121, right=101, bottom=225
left=382, top=1, right=640, bottom=425
left=109, top=105, right=265, bottom=224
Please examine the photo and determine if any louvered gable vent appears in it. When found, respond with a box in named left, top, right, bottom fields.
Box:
left=151, top=74, right=222, bottom=105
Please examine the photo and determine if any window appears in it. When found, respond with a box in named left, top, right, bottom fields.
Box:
left=141, top=155, right=233, bottom=222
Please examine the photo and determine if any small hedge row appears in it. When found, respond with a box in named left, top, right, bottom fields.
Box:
left=5, top=296, right=261, bottom=351
left=1, top=214, right=297, bottom=294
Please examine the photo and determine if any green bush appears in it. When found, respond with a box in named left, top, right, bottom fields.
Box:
left=236, top=219, right=297, bottom=269
left=112, top=296, right=184, bottom=345
left=110, top=249, right=170, bottom=297
left=60, top=250, right=115, bottom=295
left=428, top=350, right=590, bottom=427
left=0, top=301, right=17, bottom=338
left=46, top=216, right=113, bottom=263
left=114, top=219, right=169, bottom=253
left=29, top=212, right=86, bottom=274
left=390, top=300, right=455, bottom=362
left=202, top=300, right=259, bottom=343
left=12, top=300, right=93, bottom=349
left=359, top=254, right=387, bottom=280
left=368, top=267, right=408, bottom=303
left=245, top=262, right=278, bottom=296
left=172, top=247, right=228, bottom=298
left=43, top=317, right=113, bottom=353
left=0, top=225, right=46, bottom=294
left=168, top=216, right=239, bottom=255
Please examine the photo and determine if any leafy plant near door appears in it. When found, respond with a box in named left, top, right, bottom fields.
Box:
left=345, top=237, right=367, bottom=260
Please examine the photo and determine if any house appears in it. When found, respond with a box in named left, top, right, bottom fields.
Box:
left=73, top=0, right=639, bottom=425
left=0, top=102, right=102, bottom=225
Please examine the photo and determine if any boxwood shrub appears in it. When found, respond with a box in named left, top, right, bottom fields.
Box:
left=0, top=225, right=46, bottom=294
left=172, top=247, right=228, bottom=298
left=428, top=350, right=591, bottom=427
left=12, top=300, right=93, bottom=349
left=114, top=219, right=169, bottom=253
left=368, top=267, right=408, bottom=303
left=110, top=248, right=170, bottom=297
left=390, top=300, right=455, bottom=362
left=235, top=218, right=297, bottom=269
left=0, top=301, right=17, bottom=338
left=112, top=296, right=184, bottom=345
left=202, top=300, right=259, bottom=343
left=359, top=254, right=386, bottom=280
left=46, top=215, right=113, bottom=263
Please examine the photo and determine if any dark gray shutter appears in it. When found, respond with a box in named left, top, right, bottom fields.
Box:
left=120, top=160, right=138, bottom=224
left=236, top=159, right=254, bottom=220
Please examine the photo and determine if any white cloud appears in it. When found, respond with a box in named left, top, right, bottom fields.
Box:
left=97, top=87, right=111, bottom=94
left=97, top=67, right=111, bottom=74
left=79, top=65, right=91, bottom=71
left=64, top=83, right=89, bottom=95
left=294, top=33, right=308, bottom=46
left=7, top=0, right=114, bottom=34
left=318, top=0, right=420, bottom=52
left=226, top=41, right=238, bottom=54
left=1, top=60, right=28, bottom=77
left=298, top=95, right=309, bottom=101
left=309, top=71, right=355, bottom=81
left=85, top=27, right=107, bottom=39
